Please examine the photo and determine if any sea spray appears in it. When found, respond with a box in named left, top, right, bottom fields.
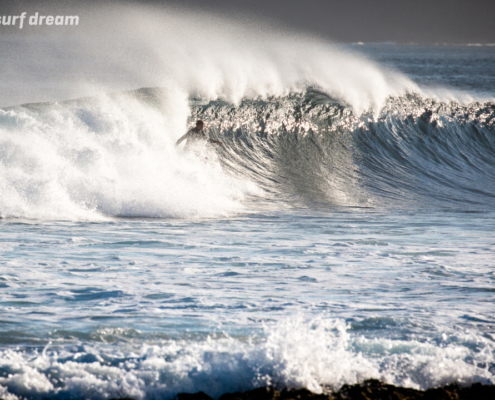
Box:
left=0, top=4, right=419, bottom=113
left=0, top=317, right=493, bottom=400
left=0, top=91, right=254, bottom=220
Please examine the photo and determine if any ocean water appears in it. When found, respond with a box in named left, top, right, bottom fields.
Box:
left=1, top=6, right=495, bottom=400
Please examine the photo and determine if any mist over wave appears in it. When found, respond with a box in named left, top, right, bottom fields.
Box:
left=0, top=3, right=426, bottom=220
left=0, top=4, right=418, bottom=112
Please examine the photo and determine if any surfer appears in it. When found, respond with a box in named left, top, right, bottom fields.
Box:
left=175, top=120, right=223, bottom=148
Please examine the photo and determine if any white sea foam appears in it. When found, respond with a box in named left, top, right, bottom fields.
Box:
left=0, top=317, right=492, bottom=400
left=0, top=91, right=255, bottom=220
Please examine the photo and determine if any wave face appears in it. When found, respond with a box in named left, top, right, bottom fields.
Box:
left=0, top=89, right=494, bottom=219
left=191, top=91, right=495, bottom=211
left=356, top=96, right=495, bottom=209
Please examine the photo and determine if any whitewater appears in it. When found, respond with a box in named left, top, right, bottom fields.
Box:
left=0, top=4, right=494, bottom=400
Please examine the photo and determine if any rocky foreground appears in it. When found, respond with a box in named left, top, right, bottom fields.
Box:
left=174, top=380, right=495, bottom=400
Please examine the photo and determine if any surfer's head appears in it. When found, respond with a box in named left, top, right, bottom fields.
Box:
left=196, top=120, right=204, bottom=130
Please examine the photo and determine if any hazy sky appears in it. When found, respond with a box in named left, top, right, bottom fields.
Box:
left=2, top=0, right=495, bottom=44
left=165, top=0, right=495, bottom=44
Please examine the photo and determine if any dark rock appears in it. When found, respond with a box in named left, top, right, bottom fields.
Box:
left=280, top=387, right=332, bottom=399
left=336, top=379, right=423, bottom=400
left=219, top=387, right=279, bottom=400
left=423, top=387, right=455, bottom=400
left=177, top=380, right=495, bottom=400
left=459, top=382, right=495, bottom=400
left=177, top=391, right=214, bottom=400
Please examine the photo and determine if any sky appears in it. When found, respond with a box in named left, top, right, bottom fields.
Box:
left=167, top=0, right=495, bottom=44
left=1, top=0, right=495, bottom=44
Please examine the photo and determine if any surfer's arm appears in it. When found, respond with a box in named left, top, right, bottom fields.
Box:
left=175, top=131, right=191, bottom=146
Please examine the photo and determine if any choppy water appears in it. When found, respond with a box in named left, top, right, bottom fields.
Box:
left=1, top=209, right=495, bottom=399
left=0, top=7, right=495, bottom=399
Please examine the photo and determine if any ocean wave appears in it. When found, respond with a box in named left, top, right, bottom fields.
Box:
left=0, top=89, right=494, bottom=220
left=190, top=90, right=495, bottom=210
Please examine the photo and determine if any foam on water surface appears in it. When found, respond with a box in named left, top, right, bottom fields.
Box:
left=0, top=92, right=257, bottom=220
left=1, top=210, right=494, bottom=399
left=0, top=317, right=493, bottom=400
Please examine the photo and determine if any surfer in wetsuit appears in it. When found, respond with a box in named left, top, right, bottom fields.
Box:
left=175, top=120, right=223, bottom=149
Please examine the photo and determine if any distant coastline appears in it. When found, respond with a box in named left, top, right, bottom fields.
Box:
left=349, top=41, right=495, bottom=46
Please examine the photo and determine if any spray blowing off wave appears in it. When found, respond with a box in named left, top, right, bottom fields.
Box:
left=0, top=3, right=412, bottom=220
left=0, top=4, right=419, bottom=113
left=0, top=3, right=422, bottom=220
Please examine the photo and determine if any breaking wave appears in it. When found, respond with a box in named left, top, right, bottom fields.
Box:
left=0, top=88, right=494, bottom=220
left=1, top=4, right=493, bottom=220
left=0, top=317, right=493, bottom=400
